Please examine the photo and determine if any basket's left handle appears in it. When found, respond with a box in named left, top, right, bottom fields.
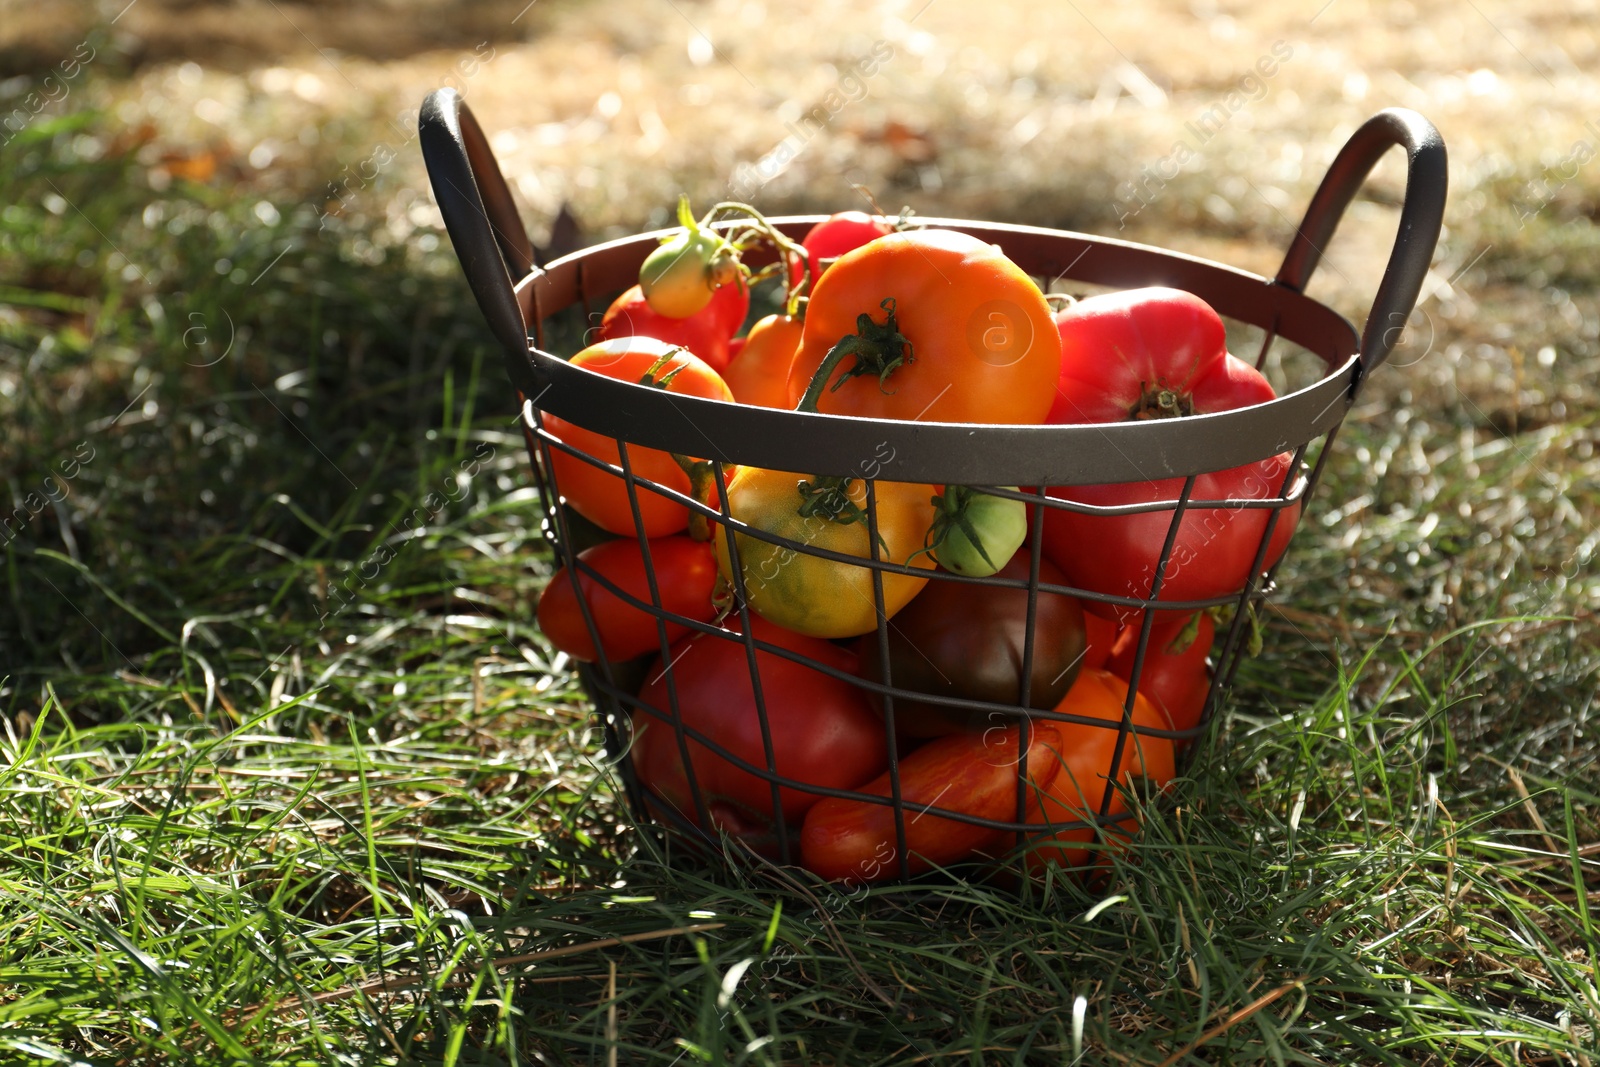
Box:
left=1275, top=107, right=1447, bottom=383
left=418, top=88, right=536, bottom=362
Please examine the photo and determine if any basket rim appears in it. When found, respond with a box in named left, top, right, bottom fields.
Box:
left=534, top=425, right=1306, bottom=614
left=511, top=216, right=1361, bottom=485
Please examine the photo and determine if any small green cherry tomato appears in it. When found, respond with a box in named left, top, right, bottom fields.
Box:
left=640, top=228, right=733, bottom=318
left=929, top=485, right=1027, bottom=577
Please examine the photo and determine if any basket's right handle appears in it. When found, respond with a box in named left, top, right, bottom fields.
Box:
left=1275, top=108, right=1447, bottom=381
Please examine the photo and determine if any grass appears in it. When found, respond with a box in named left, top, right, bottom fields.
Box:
left=3, top=4, right=1600, bottom=1061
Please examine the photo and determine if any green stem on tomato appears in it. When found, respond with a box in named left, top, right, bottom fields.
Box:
left=793, top=298, right=912, bottom=413
left=698, top=200, right=814, bottom=311
left=670, top=452, right=716, bottom=542
left=846, top=183, right=917, bottom=233
left=1165, top=610, right=1204, bottom=654
left=676, top=193, right=698, bottom=232
left=794, top=475, right=889, bottom=552
left=906, top=485, right=996, bottom=571
left=1129, top=378, right=1196, bottom=420
left=638, top=348, right=691, bottom=388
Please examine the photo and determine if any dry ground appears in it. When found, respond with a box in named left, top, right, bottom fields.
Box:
left=12, top=0, right=1600, bottom=421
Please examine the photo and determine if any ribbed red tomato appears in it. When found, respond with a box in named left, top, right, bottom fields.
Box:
left=787, top=211, right=897, bottom=292
left=1040, top=287, right=1301, bottom=621
left=799, top=723, right=1064, bottom=883
left=1109, top=612, right=1215, bottom=735
left=1081, top=612, right=1121, bottom=672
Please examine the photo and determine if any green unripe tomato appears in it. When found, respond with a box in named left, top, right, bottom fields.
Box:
left=640, top=229, right=728, bottom=319
left=930, top=486, right=1026, bottom=577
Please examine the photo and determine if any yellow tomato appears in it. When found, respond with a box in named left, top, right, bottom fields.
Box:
left=714, top=468, right=935, bottom=638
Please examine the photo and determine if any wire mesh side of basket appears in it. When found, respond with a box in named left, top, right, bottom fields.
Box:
left=516, top=378, right=1332, bottom=880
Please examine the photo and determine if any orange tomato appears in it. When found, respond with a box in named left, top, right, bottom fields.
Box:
left=723, top=314, right=803, bottom=408
left=800, top=723, right=1065, bottom=883
left=1026, top=668, right=1176, bottom=871
left=785, top=229, right=1060, bottom=424
left=543, top=337, right=732, bottom=537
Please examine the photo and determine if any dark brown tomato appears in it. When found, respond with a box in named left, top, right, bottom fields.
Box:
left=859, top=554, right=1088, bottom=738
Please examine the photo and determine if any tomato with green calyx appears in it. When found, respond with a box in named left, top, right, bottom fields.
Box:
left=860, top=553, right=1087, bottom=738
left=639, top=196, right=742, bottom=318
left=544, top=338, right=732, bottom=537
left=1024, top=668, right=1175, bottom=871
left=1039, top=287, right=1302, bottom=621
left=1045, top=287, right=1267, bottom=424
left=785, top=229, right=1060, bottom=424
left=722, top=313, right=803, bottom=409
left=536, top=536, right=717, bottom=663
left=632, top=616, right=887, bottom=856
left=799, top=723, right=1064, bottom=883
left=597, top=277, right=749, bottom=371
left=1109, top=611, right=1214, bottom=735
left=713, top=468, right=935, bottom=639
left=923, top=485, right=1025, bottom=577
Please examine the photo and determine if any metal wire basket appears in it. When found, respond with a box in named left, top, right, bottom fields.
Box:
left=418, top=88, right=1446, bottom=880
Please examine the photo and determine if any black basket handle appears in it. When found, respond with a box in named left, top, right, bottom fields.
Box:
left=1274, top=107, right=1447, bottom=382
left=418, top=88, right=535, bottom=361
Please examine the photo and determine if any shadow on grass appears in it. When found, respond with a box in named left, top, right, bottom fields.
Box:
left=1, top=109, right=568, bottom=721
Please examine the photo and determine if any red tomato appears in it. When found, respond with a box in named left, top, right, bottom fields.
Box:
left=787, top=211, right=897, bottom=292
left=722, top=313, right=803, bottom=409
left=595, top=277, right=749, bottom=371
left=799, top=723, right=1064, bottom=883
left=536, top=537, right=717, bottom=663
left=632, top=617, right=888, bottom=855
left=1109, top=612, right=1214, bottom=734
left=1026, top=669, right=1176, bottom=871
left=543, top=338, right=732, bottom=537
left=1044, top=288, right=1265, bottom=424
left=1040, top=287, right=1302, bottom=621
left=702, top=271, right=751, bottom=343
left=1082, top=612, right=1121, bottom=672
left=785, top=229, right=1061, bottom=424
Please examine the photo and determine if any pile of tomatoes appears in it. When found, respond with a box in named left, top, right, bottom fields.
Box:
left=535, top=199, right=1303, bottom=883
